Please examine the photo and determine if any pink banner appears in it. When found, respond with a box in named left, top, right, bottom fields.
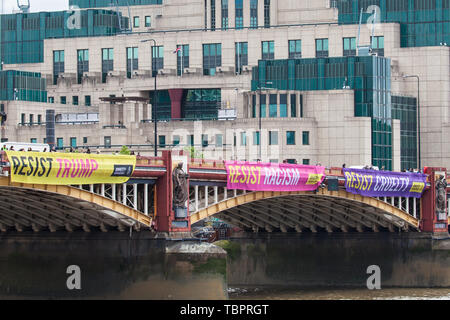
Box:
left=225, top=161, right=326, bottom=192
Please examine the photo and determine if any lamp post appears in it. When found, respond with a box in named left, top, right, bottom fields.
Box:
left=256, top=81, right=273, bottom=161
left=403, top=75, right=421, bottom=170
left=141, top=39, right=158, bottom=157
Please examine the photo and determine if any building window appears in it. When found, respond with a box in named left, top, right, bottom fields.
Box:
left=133, top=16, right=140, bottom=28
left=48, top=97, right=55, bottom=103
left=152, top=46, right=164, bottom=75
left=286, top=159, right=297, bottom=164
left=414, top=0, right=437, bottom=10
left=29, top=114, right=33, bottom=125
left=316, top=39, right=329, bottom=58
left=215, top=134, right=223, bottom=147
left=77, top=49, right=89, bottom=84
left=300, top=95, right=304, bottom=117
left=290, top=94, right=297, bottom=117
left=252, top=95, right=257, bottom=118
left=126, top=47, right=138, bottom=79
left=253, top=131, right=260, bottom=146
left=286, top=131, right=296, bottom=145
left=53, top=50, right=64, bottom=85
left=203, top=43, right=222, bottom=75
left=211, top=0, right=216, bottom=30
left=104, top=136, right=111, bottom=148
left=262, top=41, right=274, bottom=60
left=57, top=138, right=64, bottom=149
left=176, top=44, right=189, bottom=76
left=221, top=0, right=229, bottom=29
left=302, top=131, right=310, bottom=145
left=250, top=0, right=258, bottom=28
left=102, top=48, right=114, bottom=83
left=235, top=0, right=243, bottom=29
left=280, top=94, right=287, bottom=118
left=264, top=0, right=270, bottom=28
left=83, top=137, right=88, bottom=144
left=37, top=115, right=42, bottom=124
left=159, top=135, right=166, bottom=148
left=269, top=94, right=277, bottom=117
left=303, top=159, right=310, bottom=165
left=202, top=134, right=209, bottom=147
left=288, top=40, right=302, bottom=59
left=269, top=131, right=278, bottom=145
left=188, top=135, right=194, bottom=146
left=30, top=138, right=37, bottom=144
left=85, top=95, right=91, bottom=107
left=235, top=42, right=248, bottom=74
left=72, top=96, right=79, bottom=106
left=145, top=16, right=151, bottom=27
left=260, top=94, right=267, bottom=118
left=70, top=137, right=77, bottom=148
left=343, top=37, right=356, bottom=56
left=60, top=96, right=66, bottom=104
left=173, top=135, right=180, bottom=146
left=371, top=36, right=384, bottom=56
left=240, top=132, right=247, bottom=146
left=21, top=113, right=25, bottom=125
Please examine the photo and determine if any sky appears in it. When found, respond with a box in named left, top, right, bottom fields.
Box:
left=2, top=0, right=69, bottom=14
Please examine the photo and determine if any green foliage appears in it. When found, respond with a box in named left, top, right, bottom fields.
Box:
left=119, top=145, right=131, bottom=155
left=214, top=240, right=241, bottom=261
left=183, top=146, right=204, bottom=160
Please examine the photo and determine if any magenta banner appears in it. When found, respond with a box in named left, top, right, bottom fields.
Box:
left=225, top=161, right=325, bottom=192
left=343, top=168, right=427, bottom=198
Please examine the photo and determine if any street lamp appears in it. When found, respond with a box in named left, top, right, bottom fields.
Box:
left=141, top=39, right=158, bottom=157
left=402, top=74, right=421, bottom=170
left=255, top=81, right=273, bottom=161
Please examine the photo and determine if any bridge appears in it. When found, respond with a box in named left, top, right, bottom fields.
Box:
left=0, top=150, right=448, bottom=235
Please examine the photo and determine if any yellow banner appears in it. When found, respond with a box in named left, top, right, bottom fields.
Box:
left=6, top=151, right=136, bottom=185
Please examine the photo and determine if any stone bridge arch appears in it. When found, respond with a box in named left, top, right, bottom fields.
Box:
left=190, top=188, right=420, bottom=233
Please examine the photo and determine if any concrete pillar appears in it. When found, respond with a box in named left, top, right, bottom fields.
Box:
left=154, top=151, right=173, bottom=233
left=168, top=89, right=184, bottom=120
left=144, top=183, right=149, bottom=215
left=229, top=0, right=235, bottom=29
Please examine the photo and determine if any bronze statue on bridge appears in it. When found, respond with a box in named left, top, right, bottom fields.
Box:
left=173, top=162, right=189, bottom=209
left=435, top=175, right=447, bottom=218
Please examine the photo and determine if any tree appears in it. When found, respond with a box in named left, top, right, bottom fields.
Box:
left=120, top=145, right=131, bottom=155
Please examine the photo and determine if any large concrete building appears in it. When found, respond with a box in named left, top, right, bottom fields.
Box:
left=0, top=0, right=449, bottom=170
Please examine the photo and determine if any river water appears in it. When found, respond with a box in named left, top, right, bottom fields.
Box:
left=229, top=287, right=450, bottom=300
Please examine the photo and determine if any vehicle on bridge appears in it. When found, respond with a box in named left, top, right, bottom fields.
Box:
left=2, top=142, right=50, bottom=152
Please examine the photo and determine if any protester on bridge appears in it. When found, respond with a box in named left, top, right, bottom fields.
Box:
left=1, top=145, right=7, bottom=151
left=43, top=148, right=47, bottom=152
left=86, top=148, right=91, bottom=154
left=96, top=149, right=100, bottom=154
left=27, top=147, right=32, bottom=152
left=342, top=163, right=346, bottom=168
left=9, top=146, right=14, bottom=151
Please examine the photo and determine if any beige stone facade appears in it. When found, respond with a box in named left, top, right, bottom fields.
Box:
left=1, top=0, right=449, bottom=169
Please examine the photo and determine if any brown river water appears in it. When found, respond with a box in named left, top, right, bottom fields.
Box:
left=229, top=287, right=450, bottom=300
